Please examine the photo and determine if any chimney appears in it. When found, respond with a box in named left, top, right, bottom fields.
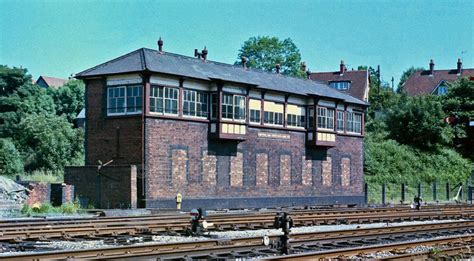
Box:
left=301, top=62, right=307, bottom=72
left=194, top=49, right=201, bottom=59
left=157, top=37, right=164, bottom=53
left=276, top=64, right=281, bottom=74
left=241, top=56, right=247, bottom=69
left=202, top=46, right=208, bottom=61
left=457, top=58, right=462, bottom=75
left=340, top=60, right=346, bottom=75
left=306, top=69, right=311, bottom=80
left=429, top=59, right=435, bottom=75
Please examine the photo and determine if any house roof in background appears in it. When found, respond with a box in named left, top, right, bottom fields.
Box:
left=309, top=70, right=369, bottom=101
left=37, top=76, right=68, bottom=88
left=75, top=48, right=368, bottom=106
left=404, top=69, right=474, bottom=95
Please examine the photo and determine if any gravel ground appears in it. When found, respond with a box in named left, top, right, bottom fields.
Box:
left=0, top=219, right=469, bottom=257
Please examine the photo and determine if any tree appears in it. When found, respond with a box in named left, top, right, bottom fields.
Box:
left=0, top=138, right=23, bottom=176
left=397, top=66, right=424, bottom=93
left=235, top=36, right=305, bottom=77
left=47, top=79, right=85, bottom=123
left=442, top=77, right=474, bottom=159
left=385, top=95, right=452, bottom=151
left=0, top=65, right=32, bottom=96
left=15, top=114, right=84, bottom=171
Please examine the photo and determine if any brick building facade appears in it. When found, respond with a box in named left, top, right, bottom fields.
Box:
left=71, top=42, right=368, bottom=209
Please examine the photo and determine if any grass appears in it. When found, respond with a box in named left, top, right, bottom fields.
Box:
left=12, top=169, right=64, bottom=183
left=21, top=200, right=82, bottom=216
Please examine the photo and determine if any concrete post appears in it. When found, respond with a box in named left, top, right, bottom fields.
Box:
left=364, top=183, right=368, bottom=205
left=432, top=181, right=437, bottom=202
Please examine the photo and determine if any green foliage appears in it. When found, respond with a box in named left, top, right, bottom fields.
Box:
left=365, top=138, right=471, bottom=185
left=47, top=80, right=85, bottom=123
left=235, top=36, right=305, bottom=77
left=17, top=169, right=64, bottom=183
left=397, top=66, right=424, bottom=93
left=0, top=65, right=32, bottom=96
left=0, top=65, right=85, bottom=175
left=21, top=201, right=80, bottom=216
left=0, top=138, right=23, bottom=176
left=442, top=78, right=474, bottom=160
left=15, top=114, right=84, bottom=170
left=385, top=95, right=452, bottom=151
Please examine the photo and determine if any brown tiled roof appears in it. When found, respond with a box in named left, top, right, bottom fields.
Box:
left=37, top=76, right=68, bottom=88
left=404, top=69, right=474, bottom=96
left=309, top=70, right=369, bottom=101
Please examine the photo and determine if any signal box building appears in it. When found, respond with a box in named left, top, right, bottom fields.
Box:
left=69, top=41, right=368, bottom=209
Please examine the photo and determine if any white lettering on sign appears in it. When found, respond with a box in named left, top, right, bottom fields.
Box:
left=258, top=132, right=291, bottom=140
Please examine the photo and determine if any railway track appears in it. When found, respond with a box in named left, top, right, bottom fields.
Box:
left=1, top=205, right=473, bottom=242
left=1, top=220, right=472, bottom=260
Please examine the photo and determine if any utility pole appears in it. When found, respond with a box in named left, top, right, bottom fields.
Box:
left=391, top=76, right=394, bottom=90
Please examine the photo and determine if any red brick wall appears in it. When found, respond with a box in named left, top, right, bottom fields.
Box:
left=65, top=165, right=137, bottom=209
left=85, top=79, right=143, bottom=166
left=145, top=119, right=364, bottom=208
left=24, top=183, right=50, bottom=206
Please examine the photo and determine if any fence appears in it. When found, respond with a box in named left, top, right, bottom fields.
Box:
left=366, top=181, right=472, bottom=205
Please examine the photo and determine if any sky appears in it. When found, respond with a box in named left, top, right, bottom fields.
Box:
left=1, top=0, right=473, bottom=87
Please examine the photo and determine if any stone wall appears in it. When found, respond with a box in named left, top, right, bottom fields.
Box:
left=145, top=119, right=364, bottom=209
left=65, top=165, right=137, bottom=209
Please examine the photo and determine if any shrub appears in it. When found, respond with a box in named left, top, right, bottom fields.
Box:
left=0, top=138, right=23, bottom=176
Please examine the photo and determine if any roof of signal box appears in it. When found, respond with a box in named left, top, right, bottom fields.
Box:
left=75, top=47, right=368, bottom=106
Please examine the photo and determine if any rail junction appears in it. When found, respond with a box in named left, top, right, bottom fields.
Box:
left=0, top=204, right=473, bottom=260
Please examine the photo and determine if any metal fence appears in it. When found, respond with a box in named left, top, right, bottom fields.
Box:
left=366, top=181, right=473, bottom=205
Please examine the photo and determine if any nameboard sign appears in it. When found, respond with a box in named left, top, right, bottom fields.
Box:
left=258, top=132, right=291, bottom=140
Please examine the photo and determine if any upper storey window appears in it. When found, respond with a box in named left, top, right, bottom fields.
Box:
left=222, top=94, right=246, bottom=121
left=150, top=86, right=178, bottom=115
left=264, top=101, right=284, bottom=126
left=107, top=85, right=142, bottom=115
left=317, top=107, right=335, bottom=130
left=249, top=99, right=262, bottom=124
left=287, top=104, right=306, bottom=128
left=329, top=81, right=351, bottom=90
left=437, top=84, right=448, bottom=95
left=183, top=90, right=208, bottom=118
left=347, top=111, right=362, bottom=134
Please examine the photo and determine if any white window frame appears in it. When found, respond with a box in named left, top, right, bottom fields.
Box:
left=336, top=110, right=345, bottom=132
left=149, top=85, right=179, bottom=115
left=346, top=111, right=362, bottom=134
left=183, top=89, right=208, bottom=118
left=329, top=81, right=351, bottom=90
left=317, top=107, right=335, bottom=130
left=286, top=105, right=306, bottom=128
left=249, top=99, right=262, bottom=124
left=263, top=101, right=284, bottom=126
left=222, top=93, right=246, bottom=122
left=107, top=85, right=142, bottom=116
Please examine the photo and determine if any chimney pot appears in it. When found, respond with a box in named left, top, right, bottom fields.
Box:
left=457, top=58, right=462, bottom=75
left=241, top=56, right=247, bottom=69
left=301, top=62, right=307, bottom=72
left=157, top=37, right=164, bottom=53
left=429, top=59, right=435, bottom=75
left=202, top=46, right=208, bottom=61
left=276, top=64, right=281, bottom=74
left=340, top=60, right=346, bottom=75
left=194, top=49, right=200, bottom=58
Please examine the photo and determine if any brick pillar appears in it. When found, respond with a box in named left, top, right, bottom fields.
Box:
left=341, top=157, right=351, bottom=187
left=256, top=153, right=269, bottom=186
left=302, top=156, right=312, bottom=186
left=202, top=150, right=217, bottom=185
left=322, top=156, right=332, bottom=186
left=230, top=152, right=243, bottom=187
left=280, top=155, right=291, bottom=186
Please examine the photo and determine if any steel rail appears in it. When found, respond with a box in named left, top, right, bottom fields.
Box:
left=1, top=208, right=473, bottom=241
left=265, top=235, right=473, bottom=260
left=1, top=220, right=472, bottom=260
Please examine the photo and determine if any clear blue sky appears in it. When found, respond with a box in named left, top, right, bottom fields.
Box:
left=1, top=0, right=473, bottom=87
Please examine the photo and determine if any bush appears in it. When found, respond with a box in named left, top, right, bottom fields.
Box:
left=365, top=137, right=472, bottom=185
left=18, top=169, right=64, bottom=183
left=0, top=138, right=23, bottom=176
